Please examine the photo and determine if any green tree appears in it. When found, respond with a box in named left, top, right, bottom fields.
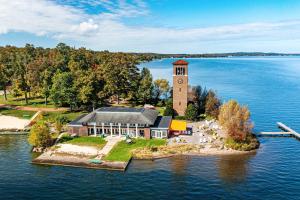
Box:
left=153, top=79, right=170, bottom=104
left=50, top=71, right=77, bottom=110
left=102, top=53, right=139, bottom=104
left=185, top=103, right=198, bottom=121
left=28, top=122, right=52, bottom=148
left=218, top=100, right=253, bottom=141
left=163, top=99, right=175, bottom=116
left=205, top=90, right=221, bottom=119
left=138, top=67, right=153, bottom=104
left=0, top=47, right=15, bottom=100
left=191, top=85, right=208, bottom=115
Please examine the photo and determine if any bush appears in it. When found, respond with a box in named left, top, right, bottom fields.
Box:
left=185, top=103, right=198, bottom=121
left=28, top=122, right=52, bottom=148
left=225, top=134, right=259, bottom=151
left=54, top=116, right=68, bottom=133
left=218, top=100, right=253, bottom=141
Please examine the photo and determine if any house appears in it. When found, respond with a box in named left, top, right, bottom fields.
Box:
left=68, top=107, right=174, bottom=139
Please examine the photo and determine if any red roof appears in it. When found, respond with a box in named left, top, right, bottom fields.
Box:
left=173, top=59, right=189, bottom=65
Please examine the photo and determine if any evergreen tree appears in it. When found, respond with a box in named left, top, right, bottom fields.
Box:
left=185, top=103, right=198, bottom=121
left=163, top=99, right=175, bottom=117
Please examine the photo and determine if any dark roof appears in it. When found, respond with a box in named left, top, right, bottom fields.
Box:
left=68, top=107, right=159, bottom=126
left=151, top=116, right=172, bottom=129
left=173, top=59, right=189, bottom=65
left=68, top=114, right=88, bottom=126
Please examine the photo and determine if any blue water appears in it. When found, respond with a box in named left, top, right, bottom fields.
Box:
left=1, top=57, right=300, bottom=199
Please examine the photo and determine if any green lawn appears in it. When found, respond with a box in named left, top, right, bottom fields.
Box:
left=156, top=107, right=166, bottom=115
left=64, top=136, right=107, bottom=149
left=0, top=107, right=36, bottom=119
left=41, top=111, right=87, bottom=123
left=0, top=94, right=56, bottom=108
left=104, top=138, right=166, bottom=162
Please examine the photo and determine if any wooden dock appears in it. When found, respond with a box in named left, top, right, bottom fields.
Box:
left=258, top=122, right=300, bottom=139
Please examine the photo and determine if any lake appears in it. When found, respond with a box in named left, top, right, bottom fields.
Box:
left=1, top=57, right=300, bottom=199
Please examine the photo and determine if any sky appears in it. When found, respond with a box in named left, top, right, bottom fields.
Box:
left=1, top=0, right=300, bottom=53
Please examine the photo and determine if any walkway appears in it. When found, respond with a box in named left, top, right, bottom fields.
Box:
left=96, top=136, right=123, bottom=159
left=0, top=104, right=68, bottom=112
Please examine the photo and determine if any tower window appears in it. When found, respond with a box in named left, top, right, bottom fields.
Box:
left=176, top=67, right=185, bottom=75
left=179, top=88, right=181, bottom=92
left=179, top=102, right=181, bottom=106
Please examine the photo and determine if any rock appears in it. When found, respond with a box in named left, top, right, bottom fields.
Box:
left=32, top=147, right=45, bottom=153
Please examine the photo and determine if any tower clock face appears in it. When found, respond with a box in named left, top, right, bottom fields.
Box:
left=177, top=78, right=183, bottom=84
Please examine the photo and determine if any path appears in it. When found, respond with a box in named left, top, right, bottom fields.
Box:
left=96, top=136, right=123, bottom=159
left=0, top=104, right=68, bottom=112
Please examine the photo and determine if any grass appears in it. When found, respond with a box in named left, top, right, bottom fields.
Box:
left=104, top=138, right=166, bottom=162
left=225, top=134, right=260, bottom=151
left=64, top=136, right=107, bottom=149
left=155, top=107, right=165, bottom=115
left=0, top=107, right=36, bottom=119
left=0, top=94, right=56, bottom=108
left=40, top=111, right=87, bottom=123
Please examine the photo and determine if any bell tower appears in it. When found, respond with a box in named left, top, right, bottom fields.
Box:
left=172, top=60, right=188, bottom=116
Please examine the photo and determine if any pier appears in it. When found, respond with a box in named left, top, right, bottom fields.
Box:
left=258, top=122, right=300, bottom=139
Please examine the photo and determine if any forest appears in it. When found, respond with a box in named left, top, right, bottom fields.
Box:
left=0, top=43, right=169, bottom=110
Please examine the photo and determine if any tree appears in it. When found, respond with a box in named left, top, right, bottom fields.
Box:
left=50, top=71, right=77, bottom=109
left=218, top=100, right=253, bottom=141
left=185, top=103, right=198, bottom=121
left=138, top=67, right=153, bottom=104
left=101, top=53, right=139, bottom=104
left=205, top=90, right=221, bottom=119
left=191, top=85, right=208, bottom=115
left=28, top=122, right=52, bottom=148
left=153, top=79, right=170, bottom=104
left=0, top=47, right=15, bottom=100
left=163, top=99, right=175, bottom=116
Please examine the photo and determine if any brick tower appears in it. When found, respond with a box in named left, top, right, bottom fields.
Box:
left=172, top=60, right=188, bottom=116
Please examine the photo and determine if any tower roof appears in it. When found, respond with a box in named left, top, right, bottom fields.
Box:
left=173, top=59, right=189, bottom=65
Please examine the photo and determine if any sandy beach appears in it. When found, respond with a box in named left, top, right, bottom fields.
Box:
left=0, top=115, right=30, bottom=130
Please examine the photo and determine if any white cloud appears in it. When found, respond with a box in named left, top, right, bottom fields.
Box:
left=72, top=19, right=99, bottom=34
left=0, top=0, right=300, bottom=53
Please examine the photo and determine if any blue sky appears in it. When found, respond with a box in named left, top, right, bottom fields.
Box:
left=1, top=0, right=300, bottom=53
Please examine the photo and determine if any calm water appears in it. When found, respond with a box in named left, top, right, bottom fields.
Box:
left=1, top=57, right=300, bottom=199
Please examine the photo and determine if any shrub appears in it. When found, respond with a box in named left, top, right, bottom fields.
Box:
left=54, top=116, right=68, bottom=133
left=185, top=103, right=198, bottom=121
left=28, top=122, right=52, bottom=148
left=218, top=100, right=253, bottom=142
left=225, top=134, right=259, bottom=151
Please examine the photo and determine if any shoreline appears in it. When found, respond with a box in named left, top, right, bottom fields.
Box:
left=32, top=151, right=129, bottom=171
left=32, top=147, right=257, bottom=171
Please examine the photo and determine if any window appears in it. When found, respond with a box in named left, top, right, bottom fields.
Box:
left=179, top=102, right=181, bottom=106
left=179, top=88, right=181, bottom=92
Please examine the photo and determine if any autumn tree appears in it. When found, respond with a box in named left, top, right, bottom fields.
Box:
left=205, top=90, right=221, bottom=119
left=28, top=122, right=52, bottom=148
left=218, top=100, right=253, bottom=141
